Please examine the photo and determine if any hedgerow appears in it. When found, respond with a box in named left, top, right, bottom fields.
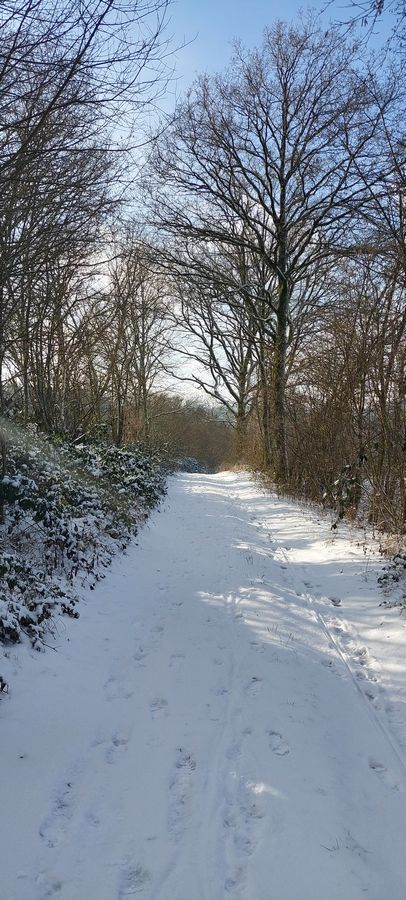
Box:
left=0, top=429, right=166, bottom=651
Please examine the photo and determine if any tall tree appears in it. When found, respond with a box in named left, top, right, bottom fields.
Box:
left=0, top=0, right=172, bottom=418
left=147, top=15, right=397, bottom=481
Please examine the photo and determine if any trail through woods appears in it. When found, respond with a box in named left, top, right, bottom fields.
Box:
left=1, top=473, right=406, bottom=900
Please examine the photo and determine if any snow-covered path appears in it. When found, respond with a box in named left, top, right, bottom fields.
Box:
left=2, top=472, right=406, bottom=900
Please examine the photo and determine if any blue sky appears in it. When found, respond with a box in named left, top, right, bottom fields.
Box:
left=168, top=0, right=321, bottom=89
left=166, top=0, right=392, bottom=96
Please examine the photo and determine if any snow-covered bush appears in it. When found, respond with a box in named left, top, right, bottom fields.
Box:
left=170, top=456, right=209, bottom=474
left=322, top=463, right=362, bottom=527
left=378, top=553, right=406, bottom=612
left=0, top=431, right=166, bottom=649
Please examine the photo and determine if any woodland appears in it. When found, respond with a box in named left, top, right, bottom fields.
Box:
left=0, top=0, right=405, bottom=533
left=1, top=8, right=406, bottom=896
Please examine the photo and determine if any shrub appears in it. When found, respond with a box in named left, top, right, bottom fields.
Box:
left=0, top=430, right=166, bottom=649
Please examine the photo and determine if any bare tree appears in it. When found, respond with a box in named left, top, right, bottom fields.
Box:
left=147, top=15, right=393, bottom=480
left=100, top=239, right=172, bottom=445
left=164, top=241, right=259, bottom=457
left=286, top=254, right=405, bottom=529
left=0, top=0, right=171, bottom=179
left=0, top=0, right=173, bottom=421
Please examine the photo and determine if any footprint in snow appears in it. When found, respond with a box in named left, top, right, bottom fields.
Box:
left=35, top=873, right=63, bottom=898
left=85, top=807, right=101, bottom=827
left=223, top=812, right=237, bottom=829
left=222, top=779, right=265, bottom=890
left=106, top=732, right=130, bottom=764
left=39, top=779, right=76, bottom=848
left=240, top=784, right=266, bottom=820
left=226, top=741, right=241, bottom=761
left=245, top=676, right=263, bottom=696
left=168, top=749, right=197, bottom=840
left=175, top=748, right=196, bottom=771
left=369, top=758, right=401, bottom=791
left=354, top=646, right=368, bottom=665
left=150, top=697, right=168, bottom=717
left=234, top=831, right=254, bottom=856
left=224, top=869, right=245, bottom=894
left=133, top=645, right=149, bottom=665
left=169, top=653, right=185, bottom=671
left=321, top=658, right=335, bottom=670
left=268, top=730, right=290, bottom=756
left=119, top=864, right=151, bottom=897
left=364, top=688, right=376, bottom=701
left=104, top=676, right=134, bottom=702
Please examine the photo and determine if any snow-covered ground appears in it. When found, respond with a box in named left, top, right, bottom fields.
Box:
left=1, top=472, right=406, bottom=900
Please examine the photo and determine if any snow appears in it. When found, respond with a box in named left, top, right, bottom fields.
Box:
left=1, top=471, right=406, bottom=900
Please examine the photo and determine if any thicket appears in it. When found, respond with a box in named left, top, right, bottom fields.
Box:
left=0, top=429, right=165, bottom=649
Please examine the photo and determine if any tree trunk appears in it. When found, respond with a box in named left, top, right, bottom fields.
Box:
left=271, top=172, right=289, bottom=484
left=0, top=428, right=6, bottom=523
left=271, top=290, right=289, bottom=483
left=235, top=407, right=248, bottom=461
left=257, top=360, right=272, bottom=469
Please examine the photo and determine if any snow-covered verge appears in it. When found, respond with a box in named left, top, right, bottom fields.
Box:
left=0, top=431, right=166, bottom=658
left=0, top=472, right=405, bottom=900
left=249, top=482, right=406, bottom=762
